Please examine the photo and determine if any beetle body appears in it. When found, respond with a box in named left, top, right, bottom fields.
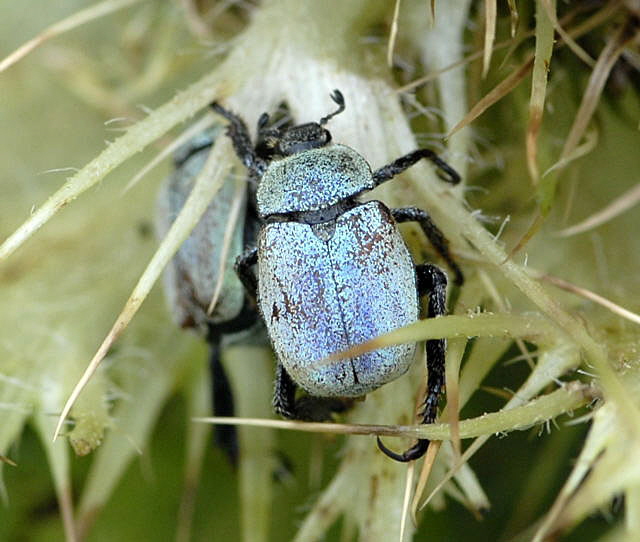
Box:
left=257, top=146, right=418, bottom=397
left=157, top=127, right=249, bottom=331
left=214, top=90, right=463, bottom=461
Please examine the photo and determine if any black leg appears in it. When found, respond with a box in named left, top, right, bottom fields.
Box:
left=234, top=246, right=258, bottom=301
left=392, top=207, right=464, bottom=286
left=372, top=148, right=461, bottom=187
left=207, top=329, right=239, bottom=465
left=273, top=363, right=298, bottom=419
left=210, top=103, right=267, bottom=177
left=273, top=364, right=352, bottom=422
left=377, top=263, right=448, bottom=462
left=417, top=264, right=448, bottom=427
left=213, top=298, right=259, bottom=335
left=173, top=141, right=213, bottom=168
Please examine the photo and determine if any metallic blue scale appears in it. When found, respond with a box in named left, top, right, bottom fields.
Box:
left=258, top=201, right=418, bottom=397
left=257, top=145, right=374, bottom=216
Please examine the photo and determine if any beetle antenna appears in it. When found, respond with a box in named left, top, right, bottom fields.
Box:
left=319, top=89, right=345, bottom=126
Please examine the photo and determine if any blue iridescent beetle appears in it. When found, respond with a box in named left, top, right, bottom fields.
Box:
left=212, top=91, right=463, bottom=461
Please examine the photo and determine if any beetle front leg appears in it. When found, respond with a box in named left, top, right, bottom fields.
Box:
left=392, top=207, right=463, bottom=286
left=210, top=103, right=266, bottom=178
left=377, top=263, right=448, bottom=462
left=372, top=148, right=461, bottom=187
left=234, top=246, right=258, bottom=301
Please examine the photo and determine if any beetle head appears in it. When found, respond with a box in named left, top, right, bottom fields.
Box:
left=256, top=89, right=345, bottom=159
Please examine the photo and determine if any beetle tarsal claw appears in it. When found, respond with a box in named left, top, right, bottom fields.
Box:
left=376, top=436, right=430, bottom=462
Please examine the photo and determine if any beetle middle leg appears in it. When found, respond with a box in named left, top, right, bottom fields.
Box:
left=377, top=263, right=448, bottom=462
left=392, top=207, right=463, bottom=286
left=234, top=246, right=258, bottom=301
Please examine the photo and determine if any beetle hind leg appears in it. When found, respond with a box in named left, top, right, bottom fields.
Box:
left=273, top=364, right=351, bottom=422
left=377, top=263, right=447, bottom=462
left=273, top=363, right=298, bottom=419
left=207, top=330, right=239, bottom=465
